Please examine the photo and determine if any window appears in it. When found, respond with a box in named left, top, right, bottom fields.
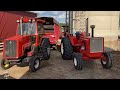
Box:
left=43, top=25, right=54, bottom=30
left=38, top=23, right=42, bottom=32
left=18, top=22, right=36, bottom=35
left=38, top=23, right=44, bottom=33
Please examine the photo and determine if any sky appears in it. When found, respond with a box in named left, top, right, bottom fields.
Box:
left=30, top=11, right=66, bottom=23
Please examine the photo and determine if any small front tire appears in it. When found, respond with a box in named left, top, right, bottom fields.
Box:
left=0, top=59, right=11, bottom=70
left=73, top=53, right=83, bottom=70
left=29, top=56, right=41, bottom=72
left=101, top=52, right=112, bottom=69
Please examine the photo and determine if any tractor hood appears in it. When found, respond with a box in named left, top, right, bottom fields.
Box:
left=3, top=35, right=31, bottom=59
left=4, top=35, right=31, bottom=44
left=4, top=35, right=23, bottom=41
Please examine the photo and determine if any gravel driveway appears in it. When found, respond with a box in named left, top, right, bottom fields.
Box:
left=0, top=50, right=120, bottom=79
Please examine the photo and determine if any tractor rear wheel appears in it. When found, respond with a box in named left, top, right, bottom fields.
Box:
left=0, top=59, right=11, bottom=70
left=42, top=38, right=51, bottom=60
left=73, top=53, right=83, bottom=70
left=101, top=52, right=112, bottom=69
left=61, top=36, right=73, bottom=60
left=29, top=56, right=41, bottom=72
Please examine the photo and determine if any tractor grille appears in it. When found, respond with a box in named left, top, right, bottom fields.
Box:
left=5, top=40, right=16, bottom=57
left=90, top=38, right=103, bottom=53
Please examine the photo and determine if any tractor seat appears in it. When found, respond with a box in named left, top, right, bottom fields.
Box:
left=75, top=31, right=81, bottom=38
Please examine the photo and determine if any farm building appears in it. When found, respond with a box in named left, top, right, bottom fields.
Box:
left=68, top=11, right=120, bottom=51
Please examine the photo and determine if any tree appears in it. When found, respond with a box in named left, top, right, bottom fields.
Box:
left=59, top=23, right=66, bottom=27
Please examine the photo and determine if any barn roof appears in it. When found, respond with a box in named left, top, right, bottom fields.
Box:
left=2, top=11, right=37, bottom=17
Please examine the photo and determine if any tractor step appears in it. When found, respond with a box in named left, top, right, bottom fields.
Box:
left=8, top=59, right=21, bottom=62
left=0, top=45, right=3, bottom=48
left=0, top=48, right=3, bottom=50
left=0, top=42, right=3, bottom=51
left=0, top=43, right=3, bottom=45
left=10, top=62, right=21, bottom=65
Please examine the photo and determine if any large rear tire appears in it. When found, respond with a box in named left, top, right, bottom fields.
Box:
left=61, top=36, right=73, bottom=60
left=101, top=52, right=112, bottom=69
left=42, top=38, right=51, bottom=60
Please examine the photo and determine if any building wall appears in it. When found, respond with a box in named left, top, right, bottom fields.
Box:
left=73, top=11, right=120, bottom=51
left=87, top=11, right=119, bottom=41
left=73, top=11, right=88, bottom=32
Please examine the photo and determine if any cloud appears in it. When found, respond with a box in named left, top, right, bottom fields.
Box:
left=30, top=11, right=66, bottom=23
left=58, top=12, right=65, bottom=19
left=37, top=11, right=46, bottom=14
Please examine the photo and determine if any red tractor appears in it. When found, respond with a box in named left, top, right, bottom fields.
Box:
left=0, top=17, right=51, bottom=72
left=60, top=25, right=113, bottom=70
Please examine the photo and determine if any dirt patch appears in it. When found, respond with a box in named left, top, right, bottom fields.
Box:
left=0, top=50, right=120, bottom=79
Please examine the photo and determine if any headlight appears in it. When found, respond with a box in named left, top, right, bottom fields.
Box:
left=32, top=19, right=35, bottom=22
left=16, top=20, right=20, bottom=23
left=29, top=19, right=32, bottom=22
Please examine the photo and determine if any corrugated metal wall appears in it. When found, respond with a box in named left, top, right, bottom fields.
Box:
left=0, top=11, right=37, bottom=41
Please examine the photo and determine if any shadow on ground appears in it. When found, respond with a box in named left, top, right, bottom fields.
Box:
left=104, top=47, right=115, bottom=52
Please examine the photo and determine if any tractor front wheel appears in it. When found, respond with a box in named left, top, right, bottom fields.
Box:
left=73, top=53, right=83, bottom=70
left=0, top=59, right=11, bottom=70
left=29, top=56, right=41, bottom=72
left=101, top=52, right=112, bottom=69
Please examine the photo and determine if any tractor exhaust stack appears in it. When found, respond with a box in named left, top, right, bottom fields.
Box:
left=90, top=25, right=95, bottom=38
left=86, top=18, right=88, bottom=37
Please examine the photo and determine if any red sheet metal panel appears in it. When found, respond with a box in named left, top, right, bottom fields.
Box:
left=0, top=11, right=37, bottom=41
left=54, top=23, right=61, bottom=43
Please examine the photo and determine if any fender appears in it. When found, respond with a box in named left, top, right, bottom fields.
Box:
left=22, top=42, right=31, bottom=56
left=27, top=44, right=38, bottom=57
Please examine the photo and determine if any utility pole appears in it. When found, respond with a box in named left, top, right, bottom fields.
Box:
left=65, top=11, right=69, bottom=32
left=65, top=11, right=73, bottom=34
left=69, top=11, right=73, bottom=34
